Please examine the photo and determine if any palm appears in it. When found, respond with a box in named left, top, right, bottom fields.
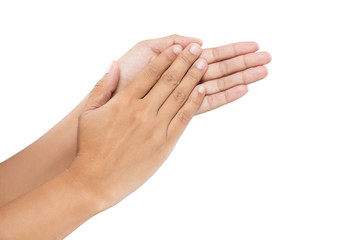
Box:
left=115, top=35, right=271, bottom=114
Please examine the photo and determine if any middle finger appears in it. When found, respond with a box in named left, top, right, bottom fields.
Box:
left=144, top=43, right=202, bottom=109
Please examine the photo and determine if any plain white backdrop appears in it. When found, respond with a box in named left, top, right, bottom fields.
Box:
left=1, top=0, right=359, bottom=239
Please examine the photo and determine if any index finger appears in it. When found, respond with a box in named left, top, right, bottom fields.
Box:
left=124, top=44, right=183, bottom=98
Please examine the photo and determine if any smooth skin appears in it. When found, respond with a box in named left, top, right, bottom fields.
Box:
left=0, top=35, right=271, bottom=207
left=0, top=43, right=208, bottom=239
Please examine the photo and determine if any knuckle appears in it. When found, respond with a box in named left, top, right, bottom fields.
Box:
left=93, top=81, right=104, bottom=92
left=133, top=111, right=146, bottom=123
left=224, top=89, right=230, bottom=102
left=163, top=51, right=176, bottom=63
left=232, top=43, right=239, bottom=56
left=239, top=71, right=246, bottom=84
left=144, top=130, right=159, bottom=143
left=117, top=93, right=131, bottom=107
left=190, top=90, right=202, bottom=105
left=178, top=53, right=193, bottom=66
left=144, top=124, right=165, bottom=146
left=218, top=61, right=229, bottom=76
left=133, top=107, right=150, bottom=124
left=240, top=55, right=248, bottom=69
left=186, top=68, right=201, bottom=83
left=212, top=47, right=221, bottom=61
left=163, top=72, right=179, bottom=86
left=177, top=110, right=191, bottom=125
left=206, top=95, right=215, bottom=109
left=145, top=65, right=162, bottom=80
left=172, top=88, right=186, bottom=103
left=216, top=78, right=226, bottom=91
left=153, top=130, right=166, bottom=144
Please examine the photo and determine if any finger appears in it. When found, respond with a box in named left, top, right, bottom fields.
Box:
left=167, top=85, right=206, bottom=141
left=196, top=85, right=248, bottom=115
left=85, top=61, right=120, bottom=111
left=158, top=58, right=208, bottom=122
left=145, top=43, right=202, bottom=108
left=202, top=51, right=271, bottom=81
left=201, top=41, right=259, bottom=64
left=201, top=66, right=268, bottom=95
left=145, top=34, right=203, bottom=51
left=124, top=45, right=182, bottom=99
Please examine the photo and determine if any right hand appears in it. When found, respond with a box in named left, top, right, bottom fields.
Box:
left=69, top=43, right=207, bottom=210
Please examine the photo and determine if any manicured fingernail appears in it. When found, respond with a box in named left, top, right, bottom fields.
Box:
left=195, top=59, right=207, bottom=70
left=106, top=61, right=114, bottom=73
left=197, top=85, right=205, bottom=94
left=189, top=44, right=201, bottom=55
left=173, top=45, right=182, bottom=54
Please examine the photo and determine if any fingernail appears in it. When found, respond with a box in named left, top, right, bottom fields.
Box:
left=106, top=61, right=114, bottom=73
left=195, top=59, right=207, bottom=70
left=189, top=44, right=201, bottom=55
left=197, top=85, right=205, bottom=94
left=173, top=45, right=182, bottom=54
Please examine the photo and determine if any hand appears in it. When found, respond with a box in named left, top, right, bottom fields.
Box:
left=70, top=43, right=207, bottom=209
left=116, top=34, right=271, bottom=114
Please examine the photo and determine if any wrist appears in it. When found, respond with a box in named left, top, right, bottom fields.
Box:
left=64, top=165, right=108, bottom=214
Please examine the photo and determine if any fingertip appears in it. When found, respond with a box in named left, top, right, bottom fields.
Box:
left=173, top=45, right=183, bottom=54
left=267, top=51, right=272, bottom=62
left=254, top=41, right=260, bottom=50
left=243, top=84, right=249, bottom=93
left=243, top=41, right=260, bottom=51
left=106, top=61, right=113, bottom=73
left=189, top=43, right=202, bottom=55
left=196, top=38, right=203, bottom=46
left=228, top=85, right=249, bottom=101
left=263, top=65, right=269, bottom=74
left=195, top=58, right=208, bottom=70
left=249, top=65, right=269, bottom=78
left=197, top=84, right=206, bottom=95
left=106, top=61, right=120, bottom=92
left=180, top=34, right=203, bottom=45
left=261, top=65, right=269, bottom=78
left=259, top=51, right=272, bottom=63
left=175, top=35, right=203, bottom=48
left=235, top=84, right=249, bottom=93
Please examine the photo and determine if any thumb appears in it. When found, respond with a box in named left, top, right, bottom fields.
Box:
left=85, top=61, right=120, bottom=111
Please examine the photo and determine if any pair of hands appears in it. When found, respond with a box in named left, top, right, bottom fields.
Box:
left=70, top=35, right=271, bottom=210
left=0, top=35, right=271, bottom=240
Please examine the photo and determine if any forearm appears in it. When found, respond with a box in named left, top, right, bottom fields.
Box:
left=0, top=167, right=101, bottom=240
left=0, top=95, right=88, bottom=206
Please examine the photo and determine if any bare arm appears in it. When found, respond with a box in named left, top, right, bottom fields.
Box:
left=0, top=169, right=100, bottom=239
left=0, top=97, right=87, bottom=206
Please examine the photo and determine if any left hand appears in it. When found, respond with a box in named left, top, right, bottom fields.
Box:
left=116, top=34, right=272, bottom=114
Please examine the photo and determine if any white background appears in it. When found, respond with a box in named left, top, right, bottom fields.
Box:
left=1, top=0, right=359, bottom=239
